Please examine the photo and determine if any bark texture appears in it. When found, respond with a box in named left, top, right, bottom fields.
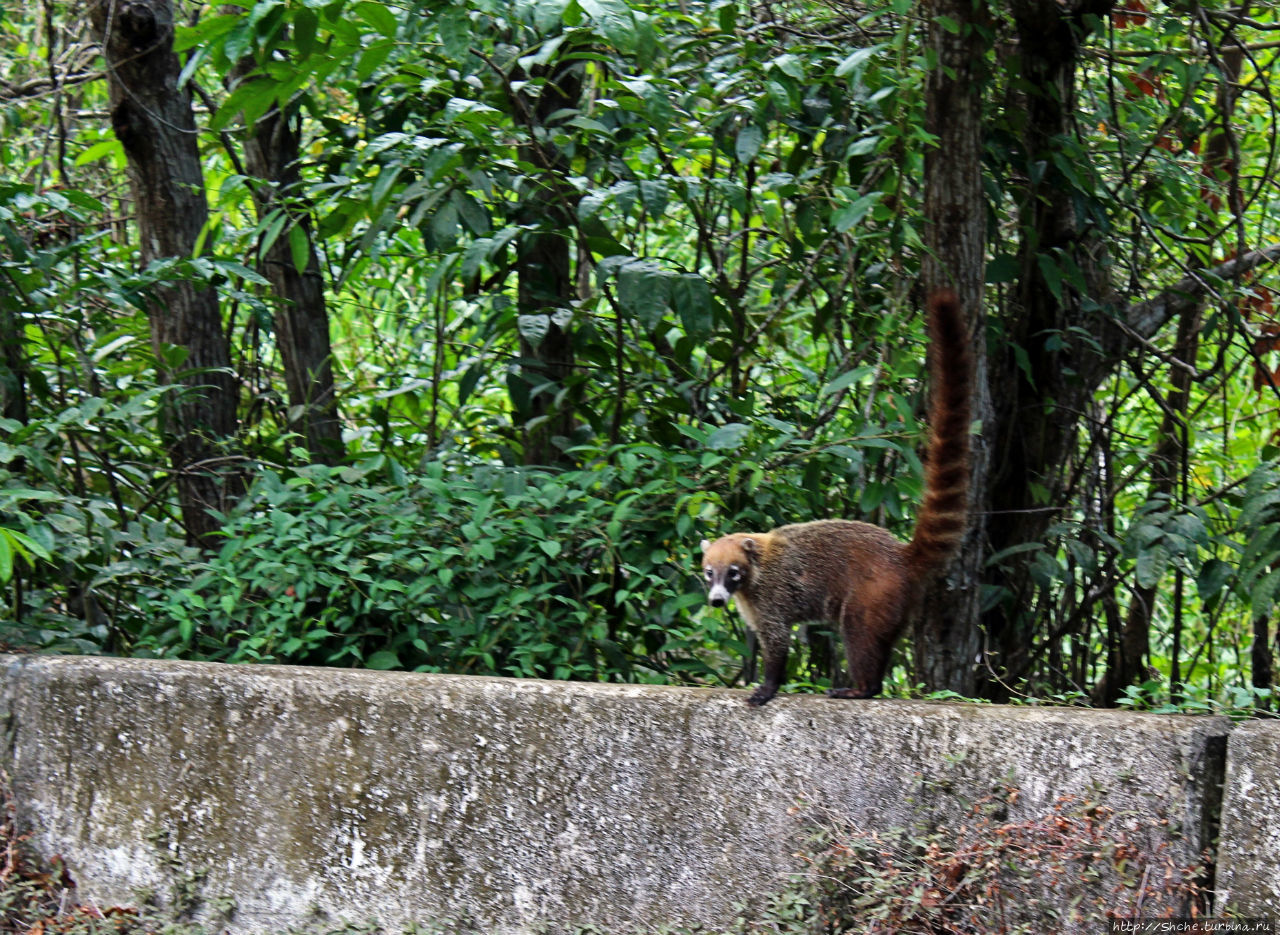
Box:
left=980, top=0, right=1120, bottom=695
left=88, top=0, right=239, bottom=547
left=514, top=58, right=583, bottom=466
left=912, top=0, right=990, bottom=695
left=229, top=52, right=343, bottom=464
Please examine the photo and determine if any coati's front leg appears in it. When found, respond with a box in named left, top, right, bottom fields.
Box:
left=747, top=626, right=790, bottom=706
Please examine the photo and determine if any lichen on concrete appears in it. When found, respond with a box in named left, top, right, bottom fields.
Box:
left=1215, top=719, right=1280, bottom=916
left=0, top=655, right=1237, bottom=933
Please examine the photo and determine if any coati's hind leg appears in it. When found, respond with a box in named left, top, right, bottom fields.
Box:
left=827, top=604, right=900, bottom=700
left=747, top=626, right=790, bottom=706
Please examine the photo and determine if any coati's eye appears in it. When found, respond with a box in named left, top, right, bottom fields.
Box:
left=703, top=568, right=713, bottom=580
left=727, top=566, right=742, bottom=582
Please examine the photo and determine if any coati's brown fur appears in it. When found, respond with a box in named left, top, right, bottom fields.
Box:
left=700, top=291, right=972, bottom=706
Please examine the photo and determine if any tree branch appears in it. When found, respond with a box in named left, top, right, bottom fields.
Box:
left=1124, top=241, right=1280, bottom=339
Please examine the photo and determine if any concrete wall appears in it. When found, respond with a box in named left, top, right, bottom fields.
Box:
left=1216, top=720, right=1280, bottom=917
left=0, top=654, right=1262, bottom=933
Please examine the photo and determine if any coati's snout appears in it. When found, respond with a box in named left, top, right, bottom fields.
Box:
left=700, top=535, right=760, bottom=608
left=703, top=566, right=740, bottom=607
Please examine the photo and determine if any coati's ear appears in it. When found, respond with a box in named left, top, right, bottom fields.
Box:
left=741, top=537, right=759, bottom=558
left=700, top=539, right=711, bottom=553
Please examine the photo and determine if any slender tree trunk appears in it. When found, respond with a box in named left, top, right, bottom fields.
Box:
left=0, top=302, right=27, bottom=428
left=228, top=53, right=343, bottom=464
left=1253, top=615, right=1273, bottom=710
left=514, top=58, right=583, bottom=466
left=1094, top=307, right=1200, bottom=705
left=88, top=0, right=240, bottom=548
left=912, top=0, right=991, bottom=695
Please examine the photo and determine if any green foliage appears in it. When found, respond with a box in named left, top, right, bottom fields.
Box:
left=135, top=417, right=925, bottom=689
left=2, top=0, right=1279, bottom=706
left=142, top=451, right=723, bottom=681
left=1116, top=678, right=1273, bottom=719
left=1234, top=461, right=1280, bottom=619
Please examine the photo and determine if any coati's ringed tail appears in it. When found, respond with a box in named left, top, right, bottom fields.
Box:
left=700, top=290, right=972, bottom=706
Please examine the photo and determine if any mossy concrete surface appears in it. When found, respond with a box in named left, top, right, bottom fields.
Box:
left=1, top=655, right=1233, bottom=933
left=1216, top=720, right=1280, bottom=915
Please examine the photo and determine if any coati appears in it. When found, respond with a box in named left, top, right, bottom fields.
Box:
left=700, top=290, right=972, bottom=706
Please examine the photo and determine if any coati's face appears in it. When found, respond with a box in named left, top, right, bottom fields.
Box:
left=700, top=535, right=760, bottom=608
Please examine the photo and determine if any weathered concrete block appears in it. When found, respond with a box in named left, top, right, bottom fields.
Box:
left=2, top=655, right=1230, bottom=933
left=1215, top=719, right=1280, bottom=915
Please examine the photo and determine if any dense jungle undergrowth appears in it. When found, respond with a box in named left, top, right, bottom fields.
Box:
left=1, top=0, right=1279, bottom=713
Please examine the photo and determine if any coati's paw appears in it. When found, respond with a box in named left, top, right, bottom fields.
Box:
left=826, top=686, right=878, bottom=700
left=746, top=687, right=777, bottom=706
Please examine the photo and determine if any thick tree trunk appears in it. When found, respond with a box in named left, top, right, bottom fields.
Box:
left=973, top=0, right=1280, bottom=696
left=88, top=0, right=239, bottom=548
left=912, top=0, right=991, bottom=695
left=228, top=55, right=343, bottom=464
left=978, top=0, right=1120, bottom=695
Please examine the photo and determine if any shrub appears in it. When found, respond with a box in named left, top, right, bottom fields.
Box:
left=143, top=449, right=739, bottom=684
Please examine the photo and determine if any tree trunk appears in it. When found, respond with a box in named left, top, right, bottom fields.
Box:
left=1093, top=306, right=1200, bottom=705
left=228, top=53, right=343, bottom=464
left=912, top=0, right=991, bottom=695
left=979, top=0, right=1120, bottom=696
left=88, top=0, right=240, bottom=548
left=1252, top=615, right=1273, bottom=710
left=513, top=58, right=583, bottom=466
left=0, top=301, right=27, bottom=428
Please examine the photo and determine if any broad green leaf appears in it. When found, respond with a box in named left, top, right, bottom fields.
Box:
left=986, top=254, right=1019, bottom=284
left=1037, top=253, right=1064, bottom=302
left=452, top=191, right=491, bottom=236
left=833, top=192, right=880, bottom=233
left=74, top=139, right=123, bottom=167
left=735, top=125, right=763, bottom=162
left=518, top=314, right=551, bottom=347
left=437, top=8, right=471, bottom=60
left=820, top=365, right=874, bottom=397
left=1251, top=567, right=1280, bottom=618
left=0, top=533, right=12, bottom=581
left=354, top=1, right=399, bottom=37
left=638, top=179, right=669, bottom=218
left=288, top=222, right=310, bottom=274
left=670, top=274, right=712, bottom=336
left=617, top=260, right=671, bottom=330
left=578, top=0, right=636, bottom=49
left=366, top=650, right=402, bottom=670
left=835, top=45, right=882, bottom=77
left=357, top=38, right=396, bottom=81
left=258, top=209, right=289, bottom=259
left=1135, top=542, right=1170, bottom=589
left=294, top=9, right=319, bottom=54
left=707, top=423, right=750, bottom=451
left=1197, top=558, right=1233, bottom=600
